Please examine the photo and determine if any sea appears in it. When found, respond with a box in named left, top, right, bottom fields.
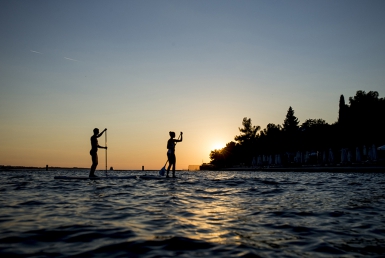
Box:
left=1, top=170, right=385, bottom=258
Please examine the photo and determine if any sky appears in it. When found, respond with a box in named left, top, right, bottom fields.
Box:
left=1, top=0, right=384, bottom=170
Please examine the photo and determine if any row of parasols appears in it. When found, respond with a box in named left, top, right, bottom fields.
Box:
left=252, top=144, right=384, bottom=166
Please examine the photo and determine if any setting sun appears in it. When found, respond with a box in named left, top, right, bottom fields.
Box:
left=212, top=142, right=225, bottom=151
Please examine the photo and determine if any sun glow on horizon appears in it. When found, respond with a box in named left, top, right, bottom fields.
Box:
left=211, top=142, right=225, bottom=151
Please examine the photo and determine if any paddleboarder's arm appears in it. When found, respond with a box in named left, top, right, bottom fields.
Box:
left=175, top=132, right=183, bottom=143
left=97, top=128, right=107, bottom=149
left=97, top=128, right=107, bottom=138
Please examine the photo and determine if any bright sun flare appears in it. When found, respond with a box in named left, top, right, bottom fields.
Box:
left=212, top=142, right=225, bottom=150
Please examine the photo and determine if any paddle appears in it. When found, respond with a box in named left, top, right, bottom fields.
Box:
left=105, top=129, right=108, bottom=177
left=159, top=160, right=168, bottom=176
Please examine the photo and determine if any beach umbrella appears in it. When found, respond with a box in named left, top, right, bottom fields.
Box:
left=356, top=147, right=361, bottom=162
left=257, top=155, right=262, bottom=166
left=287, top=152, right=291, bottom=163
left=378, top=145, right=385, bottom=151
left=252, top=157, right=257, bottom=167
left=372, top=144, right=377, bottom=160
left=328, top=149, right=334, bottom=163
left=341, top=148, right=347, bottom=163
left=296, top=151, right=301, bottom=164
left=275, top=154, right=280, bottom=165
left=368, top=147, right=373, bottom=161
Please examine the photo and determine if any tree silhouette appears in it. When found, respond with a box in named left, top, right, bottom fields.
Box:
left=282, top=106, right=300, bottom=152
left=209, top=141, right=238, bottom=168
left=283, top=106, right=299, bottom=133
left=300, top=119, right=330, bottom=151
left=208, top=91, right=384, bottom=167
left=234, top=117, right=261, bottom=145
left=259, top=123, right=283, bottom=154
left=347, top=90, right=385, bottom=145
left=234, top=117, right=261, bottom=164
left=338, top=94, right=348, bottom=125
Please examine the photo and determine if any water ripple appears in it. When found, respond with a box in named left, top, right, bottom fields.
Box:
left=1, top=170, right=385, bottom=257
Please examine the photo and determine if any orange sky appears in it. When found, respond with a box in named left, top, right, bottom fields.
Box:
left=1, top=1, right=384, bottom=170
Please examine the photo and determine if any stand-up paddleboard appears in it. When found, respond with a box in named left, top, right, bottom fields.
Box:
left=54, top=175, right=137, bottom=180
left=139, top=175, right=177, bottom=180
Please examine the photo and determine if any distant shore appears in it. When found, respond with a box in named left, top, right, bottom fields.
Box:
left=222, top=166, right=385, bottom=173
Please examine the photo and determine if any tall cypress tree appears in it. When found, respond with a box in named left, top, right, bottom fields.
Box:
left=338, top=94, right=348, bottom=125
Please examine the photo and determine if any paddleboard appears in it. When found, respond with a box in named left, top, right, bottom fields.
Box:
left=54, top=176, right=137, bottom=180
left=139, top=175, right=177, bottom=180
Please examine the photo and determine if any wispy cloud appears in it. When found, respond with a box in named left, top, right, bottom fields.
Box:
left=64, top=57, right=79, bottom=62
left=31, top=50, right=43, bottom=54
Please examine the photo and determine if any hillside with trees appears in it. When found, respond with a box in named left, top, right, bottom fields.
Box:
left=209, top=91, right=385, bottom=168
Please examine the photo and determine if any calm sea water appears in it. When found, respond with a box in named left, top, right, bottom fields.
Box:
left=1, top=170, right=385, bottom=257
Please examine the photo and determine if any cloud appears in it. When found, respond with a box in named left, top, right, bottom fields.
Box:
left=64, top=57, right=79, bottom=62
left=31, top=50, right=43, bottom=54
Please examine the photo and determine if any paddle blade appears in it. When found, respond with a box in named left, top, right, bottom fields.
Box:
left=159, top=166, right=166, bottom=176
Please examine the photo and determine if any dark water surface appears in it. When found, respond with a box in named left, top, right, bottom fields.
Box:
left=1, top=170, right=385, bottom=257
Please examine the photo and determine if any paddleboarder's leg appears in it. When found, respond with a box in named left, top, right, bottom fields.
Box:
left=167, top=153, right=176, bottom=177
left=89, top=152, right=98, bottom=177
left=166, top=153, right=172, bottom=177
left=172, top=155, right=176, bottom=177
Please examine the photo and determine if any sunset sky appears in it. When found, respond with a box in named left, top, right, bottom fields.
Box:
left=1, top=0, right=384, bottom=170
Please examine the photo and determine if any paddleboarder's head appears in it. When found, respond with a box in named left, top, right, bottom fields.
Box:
left=169, top=131, right=175, bottom=138
left=93, top=128, right=99, bottom=135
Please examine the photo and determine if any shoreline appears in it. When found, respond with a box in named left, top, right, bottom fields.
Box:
left=1, top=166, right=385, bottom=173
left=221, top=166, right=385, bottom=173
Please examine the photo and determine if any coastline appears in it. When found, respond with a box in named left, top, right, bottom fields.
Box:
left=222, top=166, right=385, bottom=173
left=1, top=165, right=385, bottom=173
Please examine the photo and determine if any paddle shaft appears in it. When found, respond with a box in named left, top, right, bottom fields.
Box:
left=105, top=130, right=107, bottom=175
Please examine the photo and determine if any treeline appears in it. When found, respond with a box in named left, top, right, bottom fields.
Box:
left=209, top=90, right=385, bottom=167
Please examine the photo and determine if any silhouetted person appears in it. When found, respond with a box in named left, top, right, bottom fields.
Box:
left=166, top=131, right=183, bottom=178
left=89, top=128, right=107, bottom=177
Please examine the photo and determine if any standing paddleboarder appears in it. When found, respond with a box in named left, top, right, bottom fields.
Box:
left=166, top=131, right=183, bottom=178
left=89, top=128, right=107, bottom=177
